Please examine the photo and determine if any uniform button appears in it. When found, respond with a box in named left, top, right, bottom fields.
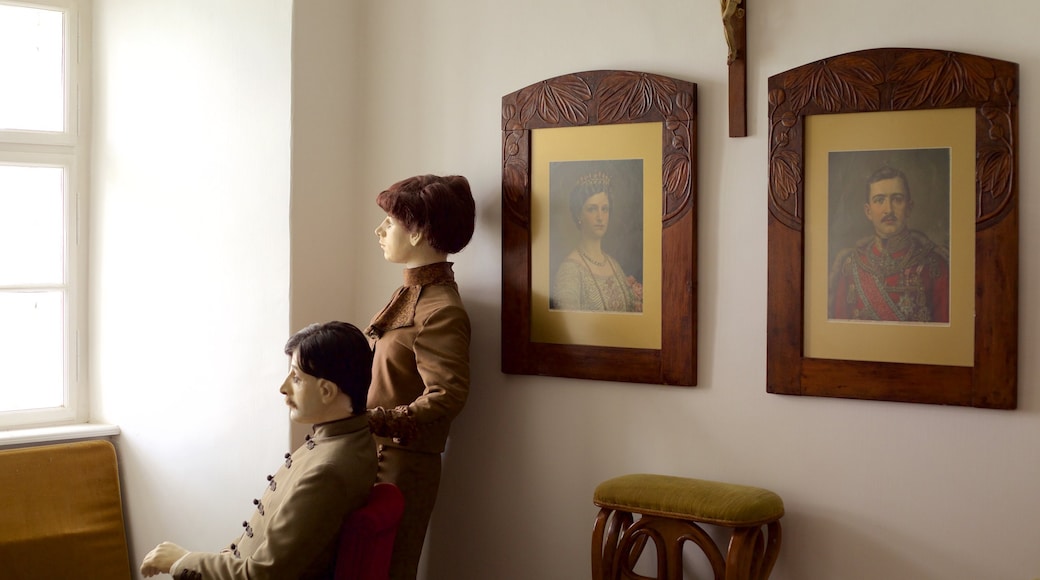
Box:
left=253, top=498, right=265, bottom=515
left=267, top=474, right=277, bottom=491
left=284, top=453, right=292, bottom=468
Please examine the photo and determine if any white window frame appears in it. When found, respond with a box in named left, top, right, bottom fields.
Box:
left=1, top=0, right=88, bottom=429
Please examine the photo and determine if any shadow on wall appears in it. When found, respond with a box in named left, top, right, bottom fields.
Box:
left=419, top=292, right=507, bottom=573
left=775, top=504, right=986, bottom=580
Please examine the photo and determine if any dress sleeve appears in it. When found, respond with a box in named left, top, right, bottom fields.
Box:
left=406, top=302, right=471, bottom=425
left=551, top=260, right=583, bottom=310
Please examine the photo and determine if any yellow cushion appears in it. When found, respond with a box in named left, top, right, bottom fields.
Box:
left=594, top=473, right=784, bottom=527
left=0, top=440, right=132, bottom=580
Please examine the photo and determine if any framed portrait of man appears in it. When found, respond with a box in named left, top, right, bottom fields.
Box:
left=825, top=148, right=952, bottom=327
left=767, top=47, right=1018, bottom=409
left=803, top=109, right=975, bottom=369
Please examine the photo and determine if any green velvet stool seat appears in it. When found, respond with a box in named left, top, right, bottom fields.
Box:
left=592, top=474, right=784, bottom=580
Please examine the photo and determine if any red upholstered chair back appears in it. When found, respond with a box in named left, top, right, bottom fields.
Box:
left=334, top=482, right=405, bottom=580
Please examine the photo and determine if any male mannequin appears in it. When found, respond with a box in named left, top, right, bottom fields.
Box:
left=141, top=321, right=377, bottom=579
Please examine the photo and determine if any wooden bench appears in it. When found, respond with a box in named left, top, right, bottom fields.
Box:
left=0, top=439, right=132, bottom=579
left=592, top=473, right=784, bottom=580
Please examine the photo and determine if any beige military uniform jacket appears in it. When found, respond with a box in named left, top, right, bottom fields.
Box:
left=173, top=414, right=377, bottom=580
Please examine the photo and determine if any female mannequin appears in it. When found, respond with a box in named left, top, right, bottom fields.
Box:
left=364, top=174, right=475, bottom=580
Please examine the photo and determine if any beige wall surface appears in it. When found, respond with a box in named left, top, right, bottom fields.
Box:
left=290, top=1, right=1040, bottom=579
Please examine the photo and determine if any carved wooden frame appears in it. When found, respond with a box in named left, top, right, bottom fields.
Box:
left=767, top=48, right=1019, bottom=408
left=501, top=70, right=697, bottom=386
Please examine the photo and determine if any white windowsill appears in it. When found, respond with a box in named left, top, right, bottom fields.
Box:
left=0, top=423, right=121, bottom=448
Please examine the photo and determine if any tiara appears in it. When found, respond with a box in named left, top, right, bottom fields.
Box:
left=578, top=172, right=611, bottom=189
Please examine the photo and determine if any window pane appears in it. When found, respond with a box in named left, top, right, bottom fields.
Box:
left=0, top=4, right=65, bottom=132
left=0, top=290, right=65, bottom=411
left=0, top=165, right=65, bottom=285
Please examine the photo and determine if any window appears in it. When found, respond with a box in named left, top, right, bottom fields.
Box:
left=1, top=0, right=87, bottom=429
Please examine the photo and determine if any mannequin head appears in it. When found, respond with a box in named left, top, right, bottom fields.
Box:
left=280, top=321, right=372, bottom=418
left=375, top=174, right=476, bottom=258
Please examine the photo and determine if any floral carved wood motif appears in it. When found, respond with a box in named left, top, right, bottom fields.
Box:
left=501, top=70, right=698, bottom=386
left=503, top=71, right=695, bottom=229
left=768, top=48, right=1017, bottom=231
left=766, top=48, right=1019, bottom=409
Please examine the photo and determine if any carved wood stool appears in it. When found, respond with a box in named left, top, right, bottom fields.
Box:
left=592, top=474, right=784, bottom=580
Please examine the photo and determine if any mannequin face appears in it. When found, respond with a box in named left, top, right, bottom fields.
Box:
left=279, top=350, right=329, bottom=424
left=375, top=214, right=418, bottom=264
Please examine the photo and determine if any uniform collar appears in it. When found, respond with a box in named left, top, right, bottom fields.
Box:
left=311, top=413, right=370, bottom=441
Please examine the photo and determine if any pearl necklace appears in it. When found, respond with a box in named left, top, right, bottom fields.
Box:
left=578, top=249, right=606, bottom=267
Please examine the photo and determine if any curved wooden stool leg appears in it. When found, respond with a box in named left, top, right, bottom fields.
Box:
left=593, top=507, right=636, bottom=580
left=724, top=521, right=782, bottom=580
left=615, top=515, right=727, bottom=580
left=593, top=474, right=785, bottom=580
left=757, top=521, right=782, bottom=579
left=592, top=508, right=611, bottom=580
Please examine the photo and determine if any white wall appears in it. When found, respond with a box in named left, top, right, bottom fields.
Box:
left=286, top=0, right=363, bottom=446
left=291, top=1, right=1040, bottom=579
left=90, top=0, right=293, bottom=569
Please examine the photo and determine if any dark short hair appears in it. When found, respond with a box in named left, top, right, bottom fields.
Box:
left=375, top=174, right=475, bottom=254
left=283, top=321, right=372, bottom=415
left=569, top=172, right=612, bottom=225
left=866, top=166, right=911, bottom=202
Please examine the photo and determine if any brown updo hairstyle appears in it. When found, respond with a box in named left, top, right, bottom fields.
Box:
left=376, top=174, right=476, bottom=254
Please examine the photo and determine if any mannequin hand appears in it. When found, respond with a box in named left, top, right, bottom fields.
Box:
left=141, top=541, right=188, bottom=577
left=367, top=405, right=419, bottom=444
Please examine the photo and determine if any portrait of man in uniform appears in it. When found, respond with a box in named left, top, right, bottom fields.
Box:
left=827, top=149, right=951, bottom=324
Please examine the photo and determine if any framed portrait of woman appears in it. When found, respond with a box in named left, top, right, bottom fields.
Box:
left=546, top=159, right=645, bottom=314
left=501, top=70, right=697, bottom=386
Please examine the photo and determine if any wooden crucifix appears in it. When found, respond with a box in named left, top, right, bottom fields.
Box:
left=721, top=0, right=747, bottom=137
